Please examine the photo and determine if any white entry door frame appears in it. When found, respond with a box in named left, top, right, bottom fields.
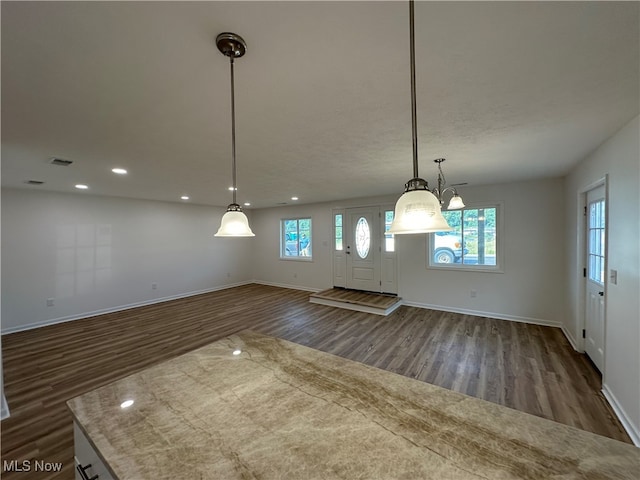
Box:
left=584, top=183, right=607, bottom=371
left=576, top=176, right=608, bottom=372
left=332, top=205, right=397, bottom=294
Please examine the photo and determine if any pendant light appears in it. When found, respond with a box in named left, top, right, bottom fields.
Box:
left=388, top=1, right=465, bottom=235
left=214, top=32, right=255, bottom=237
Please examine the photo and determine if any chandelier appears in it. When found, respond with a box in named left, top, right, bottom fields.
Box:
left=388, top=1, right=466, bottom=235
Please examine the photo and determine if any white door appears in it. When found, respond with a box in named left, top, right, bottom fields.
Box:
left=346, top=207, right=381, bottom=292
left=584, top=185, right=606, bottom=372
left=332, top=206, right=397, bottom=294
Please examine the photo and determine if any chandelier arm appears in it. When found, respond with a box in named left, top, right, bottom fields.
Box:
left=437, top=161, right=446, bottom=187
left=409, top=0, right=419, bottom=179
left=229, top=56, right=237, bottom=206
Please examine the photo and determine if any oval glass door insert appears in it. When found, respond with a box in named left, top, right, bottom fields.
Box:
left=355, top=217, right=370, bottom=259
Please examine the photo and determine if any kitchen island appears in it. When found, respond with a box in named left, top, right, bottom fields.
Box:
left=67, top=330, right=639, bottom=479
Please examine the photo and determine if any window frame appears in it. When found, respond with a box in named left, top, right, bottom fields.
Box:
left=587, top=199, right=605, bottom=285
left=427, top=202, right=504, bottom=273
left=280, top=217, right=313, bottom=261
left=334, top=213, right=343, bottom=251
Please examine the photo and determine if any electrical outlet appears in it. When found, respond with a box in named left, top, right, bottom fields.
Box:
left=470, top=289, right=477, bottom=298
left=293, top=273, right=298, bottom=279
left=152, top=283, right=158, bottom=290
left=46, top=298, right=55, bottom=307
left=227, top=272, right=231, bottom=278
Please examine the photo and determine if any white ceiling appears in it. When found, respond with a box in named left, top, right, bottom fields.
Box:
left=2, top=1, right=638, bottom=209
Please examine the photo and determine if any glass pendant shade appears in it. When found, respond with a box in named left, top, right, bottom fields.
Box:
left=215, top=207, right=255, bottom=237
left=447, top=194, right=465, bottom=210
left=388, top=189, right=452, bottom=234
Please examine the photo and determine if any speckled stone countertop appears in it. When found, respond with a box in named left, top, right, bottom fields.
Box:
left=67, top=330, right=639, bottom=479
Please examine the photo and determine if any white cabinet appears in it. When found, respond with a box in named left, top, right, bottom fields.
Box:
left=73, top=422, right=115, bottom=480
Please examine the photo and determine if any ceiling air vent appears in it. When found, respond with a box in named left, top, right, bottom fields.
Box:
left=49, top=157, right=73, bottom=166
left=24, top=180, right=45, bottom=185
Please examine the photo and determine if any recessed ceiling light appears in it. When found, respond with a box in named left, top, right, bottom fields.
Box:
left=181, top=195, right=190, bottom=200
left=111, top=168, right=127, bottom=175
left=75, top=184, right=89, bottom=190
left=291, top=196, right=299, bottom=201
left=243, top=202, right=251, bottom=207
left=228, top=186, right=237, bottom=191
left=120, top=399, right=134, bottom=409
left=232, top=349, right=242, bottom=356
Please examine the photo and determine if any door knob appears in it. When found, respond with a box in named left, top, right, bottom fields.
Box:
left=598, top=291, right=604, bottom=296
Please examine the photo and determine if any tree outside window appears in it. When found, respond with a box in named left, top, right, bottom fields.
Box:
left=429, top=206, right=500, bottom=270
left=282, top=218, right=312, bottom=259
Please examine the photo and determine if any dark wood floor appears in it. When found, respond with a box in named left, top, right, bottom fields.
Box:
left=0, top=284, right=631, bottom=480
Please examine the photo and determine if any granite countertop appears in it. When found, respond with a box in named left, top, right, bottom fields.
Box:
left=67, top=330, right=639, bottom=479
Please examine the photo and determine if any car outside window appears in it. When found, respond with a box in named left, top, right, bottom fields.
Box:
left=428, top=205, right=501, bottom=272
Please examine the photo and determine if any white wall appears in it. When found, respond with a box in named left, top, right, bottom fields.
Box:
left=251, top=195, right=396, bottom=291
left=252, top=179, right=566, bottom=326
left=399, top=178, right=566, bottom=325
left=564, top=115, right=640, bottom=444
left=1, top=188, right=254, bottom=333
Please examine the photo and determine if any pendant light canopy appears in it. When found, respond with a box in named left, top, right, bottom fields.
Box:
left=215, top=32, right=255, bottom=237
left=388, top=1, right=465, bottom=235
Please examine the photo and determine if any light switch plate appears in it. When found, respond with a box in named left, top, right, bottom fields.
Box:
left=610, top=269, right=617, bottom=285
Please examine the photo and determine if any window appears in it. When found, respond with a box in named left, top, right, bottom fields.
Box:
left=281, top=218, right=312, bottom=259
left=587, top=199, right=605, bottom=284
left=428, top=205, right=501, bottom=271
left=384, top=210, right=395, bottom=252
left=355, top=217, right=371, bottom=258
left=334, top=214, right=343, bottom=251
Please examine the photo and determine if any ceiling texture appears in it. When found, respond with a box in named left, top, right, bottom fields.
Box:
left=2, top=1, right=638, bottom=209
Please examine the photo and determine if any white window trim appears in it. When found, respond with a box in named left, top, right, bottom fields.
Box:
left=280, top=217, right=313, bottom=261
left=427, top=201, right=504, bottom=273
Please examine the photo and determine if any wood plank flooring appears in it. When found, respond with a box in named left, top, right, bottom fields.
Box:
left=0, top=284, right=631, bottom=480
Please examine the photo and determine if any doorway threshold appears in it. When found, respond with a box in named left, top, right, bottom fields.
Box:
left=309, top=288, right=402, bottom=316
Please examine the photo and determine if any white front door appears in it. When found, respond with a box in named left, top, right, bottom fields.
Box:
left=332, top=206, right=397, bottom=294
left=584, top=184, right=606, bottom=372
left=346, top=207, right=380, bottom=292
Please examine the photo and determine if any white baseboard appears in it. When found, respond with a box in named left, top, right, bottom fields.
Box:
left=252, top=280, right=321, bottom=293
left=1, top=394, right=9, bottom=420
left=560, top=325, right=581, bottom=351
left=402, top=301, right=562, bottom=328
left=602, top=383, right=640, bottom=447
left=1, top=281, right=254, bottom=335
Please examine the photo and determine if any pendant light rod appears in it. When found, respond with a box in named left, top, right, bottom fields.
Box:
left=214, top=32, right=254, bottom=237
left=229, top=56, right=237, bottom=206
left=388, top=1, right=464, bottom=235
left=409, top=0, right=419, bottom=179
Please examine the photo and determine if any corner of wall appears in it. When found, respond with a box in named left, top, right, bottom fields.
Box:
left=602, top=384, right=640, bottom=446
